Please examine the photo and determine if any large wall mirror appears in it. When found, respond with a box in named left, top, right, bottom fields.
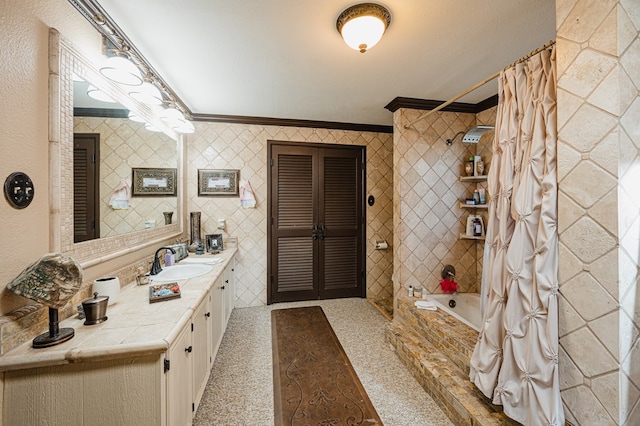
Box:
left=73, top=81, right=178, bottom=242
left=49, top=29, right=184, bottom=266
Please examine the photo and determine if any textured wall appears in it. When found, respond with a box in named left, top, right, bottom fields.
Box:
left=557, top=0, right=640, bottom=424
left=186, top=122, right=394, bottom=307
left=0, top=0, right=111, bottom=315
left=392, top=108, right=495, bottom=301
left=74, top=117, right=178, bottom=237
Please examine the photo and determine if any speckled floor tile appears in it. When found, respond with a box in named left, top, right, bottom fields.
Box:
left=193, top=298, right=453, bottom=426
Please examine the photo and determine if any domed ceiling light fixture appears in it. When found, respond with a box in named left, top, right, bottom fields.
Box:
left=86, top=85, right=116, bottom=103
left=99, top=55, right=143, bottom=86
left=336, top=3, right=391, bottom=53
left=129, top=78, right=163, bottom=106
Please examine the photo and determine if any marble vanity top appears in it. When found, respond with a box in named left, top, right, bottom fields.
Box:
left=0, top=249, right=237, bottom=372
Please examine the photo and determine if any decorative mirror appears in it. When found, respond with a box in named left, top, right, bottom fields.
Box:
left=49, top=29, right=183, bottom=266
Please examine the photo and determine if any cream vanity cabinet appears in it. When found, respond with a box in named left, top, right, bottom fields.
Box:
left=0, top=252, right=236, bottom=426
left=166, top=295, right=212, bottom=425
left=209, top=256, right=235, bottom=366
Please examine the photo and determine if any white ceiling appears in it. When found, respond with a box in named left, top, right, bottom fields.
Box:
left=95, top=0, right=556, bottom=127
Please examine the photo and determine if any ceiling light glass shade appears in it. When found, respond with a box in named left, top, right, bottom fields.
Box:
left=100, top=56, right=143, bottom=86
left=144, top=122, right=162, bottom=132
left=128, top=111, right=147, bottom=123
left=86, top=85, right=116, bottom=103
left=336, top=3, right=391, bottom=53
left=160, top=106, right=185, bottom=124
left=173, top=119, right=195, bottom=134
left=129, top=81, right=163, bottom=105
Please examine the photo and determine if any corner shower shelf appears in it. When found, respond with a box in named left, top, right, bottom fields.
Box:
left=458, top=202, right=488, bottom=209
left=459, top=172, right=488, bottom=242
left=459, top=233, right=485, bottom=241
left=459, top=175, right=487, bottom=182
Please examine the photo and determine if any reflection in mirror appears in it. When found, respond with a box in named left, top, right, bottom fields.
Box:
left=72, top=80, right=178, bottom=242
left=49, top=29, right=183, bottom=265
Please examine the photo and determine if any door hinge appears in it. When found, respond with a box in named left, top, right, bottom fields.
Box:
left=192, top=403, right=195, bottom=412
left=191, top=323, right=194, bottom=332
left=270, top=158, right=274, bottom=166
left=92, top=153, right=96, bottom=163
left=164, top=359, right=170, bottom=373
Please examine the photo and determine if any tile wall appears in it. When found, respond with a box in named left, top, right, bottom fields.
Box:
left=186, top=123, right=394, bottom=307
left=74, top=117, right=178, bottom=237
left=557, top=1, right=639, bottom=424
left=392, top=107, right=496, bottom=303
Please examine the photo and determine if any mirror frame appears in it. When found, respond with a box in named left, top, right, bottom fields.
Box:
left=49, top=29, right=184, bottom=267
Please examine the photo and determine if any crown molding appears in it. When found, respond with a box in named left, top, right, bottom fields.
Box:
left=384, top=95, right=498, bottom=114
left=74, top=107, right=129, bottom=118
left=68, top=0, right=191, bottom=117
left=191, top=113, right=393, bottom=134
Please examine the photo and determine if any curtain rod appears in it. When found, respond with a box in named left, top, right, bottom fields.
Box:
left=403, top=39, right=556, bottom=130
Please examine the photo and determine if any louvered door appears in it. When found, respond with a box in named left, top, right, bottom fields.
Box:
left=73, top=133, right=100, bottom=243
left=269, top=142, right=364, bottom=303
left=318, top=148, right=363, bottom=298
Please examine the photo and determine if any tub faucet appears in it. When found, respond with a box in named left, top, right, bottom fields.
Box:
left=150, top=246, right=176, bottom=275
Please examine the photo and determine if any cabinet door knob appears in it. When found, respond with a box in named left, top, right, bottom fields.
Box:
left=221, top=286, right=225, bottom=290
left=185, top=346, right=193, bottom=353
left=205, top=312, right=211, bottom=318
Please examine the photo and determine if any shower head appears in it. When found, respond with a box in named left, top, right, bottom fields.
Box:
left=445, top=126, right=495, bottom=146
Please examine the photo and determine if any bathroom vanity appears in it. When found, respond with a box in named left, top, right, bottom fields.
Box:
left=0, top=250, right=236, bottom=426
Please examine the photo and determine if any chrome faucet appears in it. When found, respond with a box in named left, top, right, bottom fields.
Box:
left=150, top=246, right=176, bottom=275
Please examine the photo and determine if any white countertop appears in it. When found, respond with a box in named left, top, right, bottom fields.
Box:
left=0, top=249, right=236, bottom=372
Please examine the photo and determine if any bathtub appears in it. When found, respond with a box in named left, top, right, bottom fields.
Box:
left=428, top=293, right=482, bottom=332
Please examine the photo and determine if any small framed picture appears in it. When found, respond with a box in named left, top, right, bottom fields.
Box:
left=205, top=234, right=224, bottom=252
left=198, top=169, right=239, bottom=196
left=132, top=168, right=177, bottom=196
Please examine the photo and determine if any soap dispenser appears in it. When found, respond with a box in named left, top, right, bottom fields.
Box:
left=164, top=251, right=175, bottom=267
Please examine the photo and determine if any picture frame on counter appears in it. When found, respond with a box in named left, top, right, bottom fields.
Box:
left=198, top=169, right=240, bottom=196
left=205, top=233, right=224, bottom=252
left=131, top=168, right=177, bottom=196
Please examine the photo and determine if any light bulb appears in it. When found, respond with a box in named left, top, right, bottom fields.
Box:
left=100, top=56, right=143, bottom=86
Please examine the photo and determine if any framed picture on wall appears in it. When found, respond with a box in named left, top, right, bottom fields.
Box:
left=198, top=169, right=240, bottom=196
left=131, top=168, right=177, bottom=196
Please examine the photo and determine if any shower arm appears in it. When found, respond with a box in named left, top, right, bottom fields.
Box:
left=446, top=131, right=466, bottom=146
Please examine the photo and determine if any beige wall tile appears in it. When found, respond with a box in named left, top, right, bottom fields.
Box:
left=186, top=123, right=394, bottom=307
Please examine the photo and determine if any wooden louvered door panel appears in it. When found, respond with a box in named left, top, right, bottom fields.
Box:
left=269, top=142, right=364, bottom=303
left=319, top=148, right=363, bottom=299
left=73, top=133, right=100, bottom=243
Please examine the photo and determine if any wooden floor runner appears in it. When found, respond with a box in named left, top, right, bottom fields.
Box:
left=272, top=306, right=382, bottom=425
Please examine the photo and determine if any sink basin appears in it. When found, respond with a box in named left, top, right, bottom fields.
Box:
left=150, top=264, right=212, bottom=282
left=180, top=257, right=223, bottom=265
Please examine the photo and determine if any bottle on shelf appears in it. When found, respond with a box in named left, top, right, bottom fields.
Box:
left=473, top=189, right=480, bottom=204
left=474, top=155, right=482, bottom=176
left=473, top=217, right=483, bottom=236
left=465, top=157, right=474, bottom=176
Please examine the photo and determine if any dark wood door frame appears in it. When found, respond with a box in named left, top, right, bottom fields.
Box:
left=267, top=140, right=366, bottom=305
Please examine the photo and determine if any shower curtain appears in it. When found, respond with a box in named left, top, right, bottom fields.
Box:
left=469, top=46, right=564, bottom=425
